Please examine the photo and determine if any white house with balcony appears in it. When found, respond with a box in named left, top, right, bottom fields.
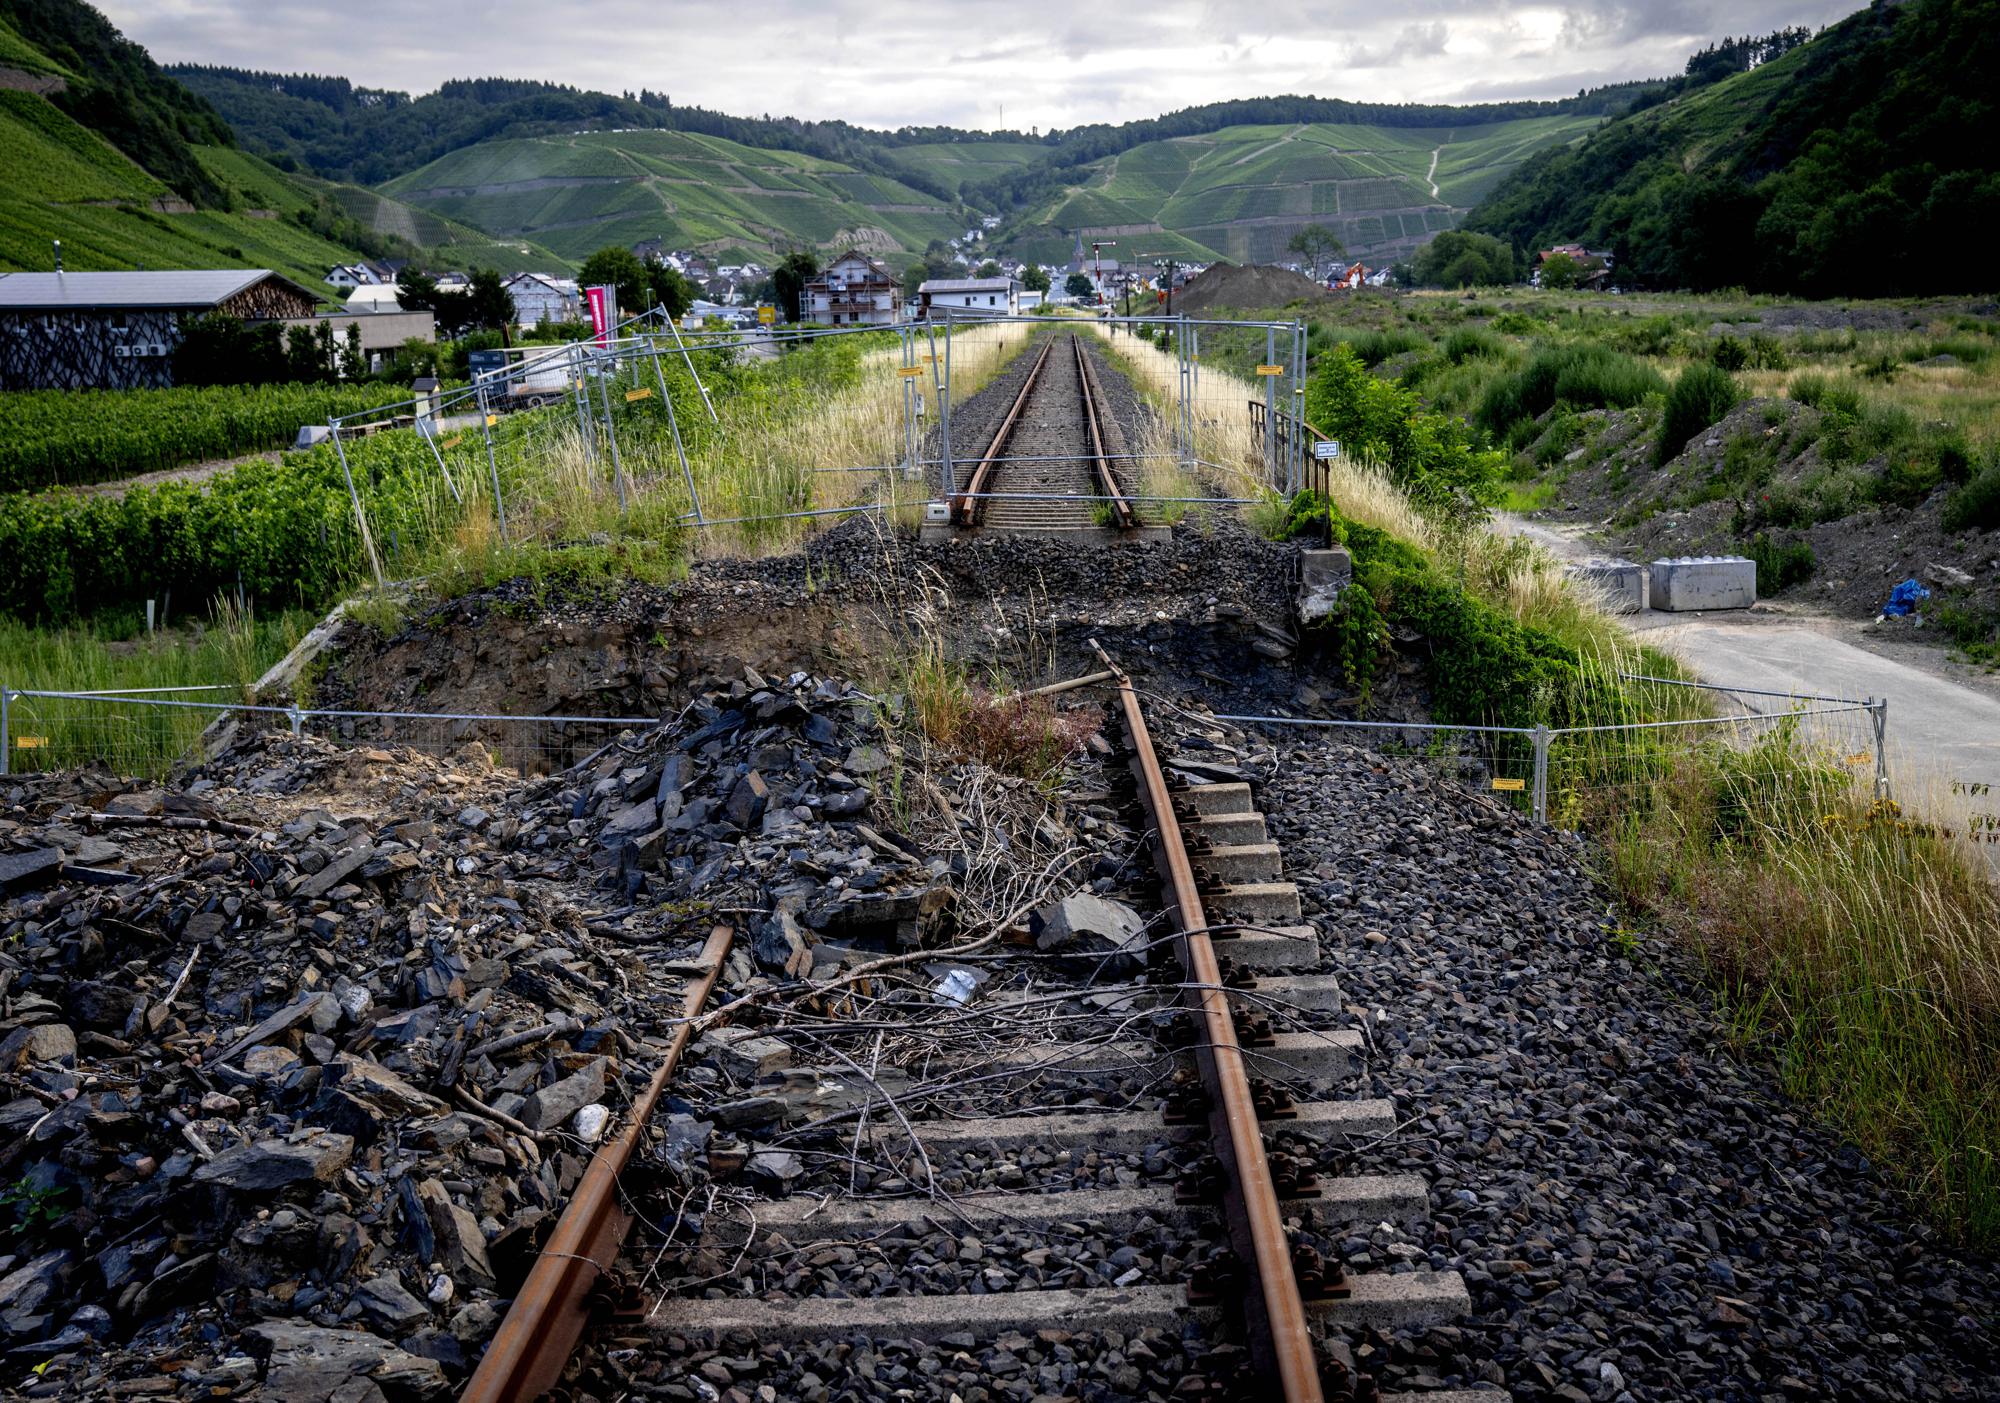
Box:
left=801, top=250, right=902, bottom=326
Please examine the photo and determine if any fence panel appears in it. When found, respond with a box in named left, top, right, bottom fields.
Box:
left=0, top=687, right=660, bottom=780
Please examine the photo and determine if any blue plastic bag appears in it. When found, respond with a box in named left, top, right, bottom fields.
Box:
left=1881, top=578, right=1931, bottom=617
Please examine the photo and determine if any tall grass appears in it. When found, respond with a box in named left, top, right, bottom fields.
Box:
left=1602, top=739, right=2000, bottom=1246
left=0, top=598, right=314, bottom=776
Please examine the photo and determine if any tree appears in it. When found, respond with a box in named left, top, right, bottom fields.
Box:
left=465, top=269, right=514, bottom=333
left=1412, top=230, right=1520, bottom=288
left=395, top=269, right=439, bottom=312
left=1287, top=224, right=1346, bottom=279
left=773, top=250, right=819, bottom=322
left=976, top=259, right=1002, bottom=278
left=1021, top=265, right=1051, bottom=294
left=1537, top=252, right=1581, bottom=289
left=1064, top=271, right=1094, bottom=300
left=903, top=262, right=929, bottom=298
left=340, top=324, right=367, bottom=380
left=645, top=260, right=697, bottom=319
left=578, top=246, right=652, bottom=323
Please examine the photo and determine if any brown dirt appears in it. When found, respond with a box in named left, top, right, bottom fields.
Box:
left=1170, top=263, right=1335, bottom=315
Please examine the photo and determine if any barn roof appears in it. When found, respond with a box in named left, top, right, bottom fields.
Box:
left=0, top=269, right=320, bottom=311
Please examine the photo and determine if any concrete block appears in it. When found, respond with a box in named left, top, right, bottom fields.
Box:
left=1297, top=545, right=1354, bottom=624
left=1183, top=812, right=1268, bottom=846
left=1191, top=842, right=1283, bottom=883
left=1568, top=557, right=1649, bottom=613
left=1174, top=782, right=1254, bottom=816
left=1649, top=555, right=1756, bottom=611
left=293, top=424, right=332, bottom=450
left=1205, top=881, right=1303, bottom=925
left=1218, top=925, right=1322, bottom=972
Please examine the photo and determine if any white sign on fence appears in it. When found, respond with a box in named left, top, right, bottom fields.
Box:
left=1313, top=440, right=1341, bottom=460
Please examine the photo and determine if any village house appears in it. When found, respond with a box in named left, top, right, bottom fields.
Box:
left=915, top=276, right=1020, bottom=319
left=343, top=284, right=408, bottom=314
left=1535, top=243, right=1615, bottom=288
left=503, top=271, right=581, bottom=327
left=801, top=250, right=902, bottom=326
left=0, top=269, right=322, bottom=390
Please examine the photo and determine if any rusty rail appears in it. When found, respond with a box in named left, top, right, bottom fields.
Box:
left=1089, top=641, right=1324, bottom=1401
left=1073, top=334, right=1137, bottom=530
left=953, top=335, right=1055, bottom=526
left=461, top=923, right=734, bottom=1403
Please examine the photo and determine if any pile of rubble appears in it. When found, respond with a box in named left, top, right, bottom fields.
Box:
left=0, top=668, right=968, bottom=1400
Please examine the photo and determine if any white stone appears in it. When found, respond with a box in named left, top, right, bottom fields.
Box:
left=573, top=1103, right=611, bottom=1144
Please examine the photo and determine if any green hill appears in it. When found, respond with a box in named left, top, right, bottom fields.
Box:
left=1465, top=0, right=2000, bottom=295
left=380, top=129, right=965, bottom=263
left=0, top=5, right=573, bottom=285
left=997, top=114, right=1602, bottom=267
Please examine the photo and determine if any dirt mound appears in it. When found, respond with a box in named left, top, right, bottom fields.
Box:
left=1171, top=262, right=1333, bottom=314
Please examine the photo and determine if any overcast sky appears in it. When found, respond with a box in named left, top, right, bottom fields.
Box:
left=109, top=1, right=1866, bottom=132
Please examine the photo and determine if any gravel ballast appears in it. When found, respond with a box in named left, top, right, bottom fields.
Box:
left=1255, top=735, right=1999, bottom=1402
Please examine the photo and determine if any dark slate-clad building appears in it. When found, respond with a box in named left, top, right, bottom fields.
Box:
left=0, top=269, right=322, bottom=390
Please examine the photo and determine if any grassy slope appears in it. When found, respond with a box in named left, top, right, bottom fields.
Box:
left=382, top=128, right=965, bottom=263
left=0, top=92, right=363, bottom=293
left=1000, top=114, right=1600, bottom=266
left=877, top=140, right=1046, bottom=194
left=0, top=14, right=72, bottom=78
left=0, top=20, right=573, bottom=288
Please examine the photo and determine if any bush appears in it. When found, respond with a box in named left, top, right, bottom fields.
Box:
left=1656, top=363, right=1741, bottom=466
left=1746, top=531, right=1816, bottom=591
left=1443, top=327, right=1503, bottom=363
left=1942, top=461, right=2000, bottom=534
left=1305, top=346, right=1508, bottom=522
left=1283, top=493, right=1582, bottom=728
left=1476, top=343, right=1665, bottom=444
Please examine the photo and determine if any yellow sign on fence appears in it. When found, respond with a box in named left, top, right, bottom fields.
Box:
left=1491, top=777, right=1525, bottom=792
left=485, top=415, right=498, bottom=427
left=897, top=366, right=927, bottom=379
left=1255, top=364, right=1285, bottom=376
left=14, top=737, right=46, bottom=750
left=625, top=388, right=654, bottom=402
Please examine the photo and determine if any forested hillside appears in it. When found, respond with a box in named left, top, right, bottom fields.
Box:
left=1465, top=0, right=2000, bottom=295
left=0, top=0, right=233, bottom=205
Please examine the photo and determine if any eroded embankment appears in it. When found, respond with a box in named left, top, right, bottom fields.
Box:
left=305, top=515, right=1433, bottom=753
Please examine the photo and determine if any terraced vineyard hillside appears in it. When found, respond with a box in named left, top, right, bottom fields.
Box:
left=0, top=16, right=569, bottom=283
left=1000, top=114, right=1600, bottom=266
left=383, top=129, right=968, bottom=264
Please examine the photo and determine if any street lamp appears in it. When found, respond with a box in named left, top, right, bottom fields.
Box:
left=1091, top=239, right=1117, bottom=310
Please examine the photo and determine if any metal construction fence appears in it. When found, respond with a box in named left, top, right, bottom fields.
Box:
left=309, top=308, right=1310, bottom=570
left=1171, top=675, right=1891, bottom=825
left=0, top=685, right=658, bottom=780
left=6, top=675, right=1892, bottom=829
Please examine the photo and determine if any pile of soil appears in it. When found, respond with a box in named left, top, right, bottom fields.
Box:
left=1171, top=262, right=1334, bottom=314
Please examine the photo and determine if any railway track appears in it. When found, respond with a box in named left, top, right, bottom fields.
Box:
left=461, top=652, right=1474, bottom=1402
left=953, top=331, right=1140, bottom=533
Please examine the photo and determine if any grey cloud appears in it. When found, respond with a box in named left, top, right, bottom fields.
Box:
left=1344, top=21, right=1451, bottom=69
left=103, top=0, right=1871, bottom=132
